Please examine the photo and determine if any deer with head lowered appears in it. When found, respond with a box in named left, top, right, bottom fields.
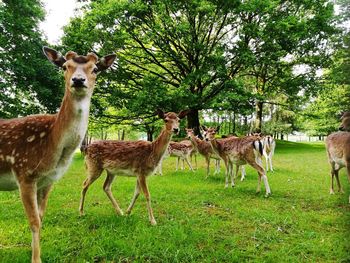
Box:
left=0, top=47, right=116, bottom=263
left=203, top=126, right=271, bottom=197
left=326, top=112, right=350, bottom=203
left=79, top=110, right=189, bottom=225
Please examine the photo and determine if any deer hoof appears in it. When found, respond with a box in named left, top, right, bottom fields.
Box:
left=330, top=189, right=335, bottom=195
left=150, top=219, right=157, bottom=226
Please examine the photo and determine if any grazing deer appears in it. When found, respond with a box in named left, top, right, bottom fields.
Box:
left=262, top=135, right=276, bottom=172
left=185, top=128, right=221, bottom=177
left=79, top=110, right=189, bottom=225
left=0, top=47, right=116, bottom=263
left=203, top=127, right=271, bottom=196
left=326, top=112, right=350, bottom=203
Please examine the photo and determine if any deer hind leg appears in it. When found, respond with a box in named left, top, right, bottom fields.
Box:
left=205, top=157, right=211, bottom=179
left=138, top=175, right=156, bottom=225
left=103, top=172, right=124, bottom=215
left=185, top=155, right=194, bottom=172
left=222, top=158, right=230, bottom=188
left=265, top=154, right=269, bottom=172
left=79, top=163, right=103, bottom=216
left=37, top=184, right=52, bottom=221
left=329, top=163, right=336, bottom=194
left=334, top=168, right=343, bottom=193
left=269, top=153, right=274, bottom=172
left=240, top=166, right=246, bottom=181
left=126, top=180, right=140, bottom=215
left=19, top=181, right=42, bottom=263
left=229, top=161, right=235, bottom=187
left=249, top=161, right=271, bottom=197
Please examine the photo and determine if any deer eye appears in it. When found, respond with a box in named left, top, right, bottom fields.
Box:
left=62, top=65, right=67, bottom=71
left=92, top=67, right=98, bottom=74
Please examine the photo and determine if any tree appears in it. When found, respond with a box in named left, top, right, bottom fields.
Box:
left=62, top=0, right=250, bottom=135
left=63, top=0, right=337, bottom=135
left=0, top=0, right=63, bottom=118
left=235, top=0, right=337, bottom=132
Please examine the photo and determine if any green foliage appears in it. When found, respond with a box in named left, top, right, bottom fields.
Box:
left=0, top=142, right=349, bottom=261
left=0, top=0, right=64, bottom=118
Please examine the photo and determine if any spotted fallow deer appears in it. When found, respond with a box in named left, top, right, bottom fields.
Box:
left=203, top=127, right=271, bottom=197
left=326, top=112, right=350, bottom=203
left=0, top=47, right=116, bottom=263
left=185, top=128, right=221, bottom=177
left=79, top=110, right=189, bottom=225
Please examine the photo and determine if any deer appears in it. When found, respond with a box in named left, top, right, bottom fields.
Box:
left=79, top=110, right=189, bottom=225
left=154, top=140, right=195, bottom=175
left=203, top=126, right=271, bottom=197
left=185, top=128, right=221, bottom=178
left=325, top=112, right=350, bottom=203
left=0, top=47, right=116, bottom=263
left=167, top=141, right=195, bottom=171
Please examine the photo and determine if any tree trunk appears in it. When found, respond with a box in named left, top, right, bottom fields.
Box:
left=233, top=112, right=236, bottom=134
left=147, top=130, right=153, bottom=141
left=254, top=101, right=263, bottom=133
left=281, top=133, right=284, bottom=140
left=187, top=109, right=202, bottom=138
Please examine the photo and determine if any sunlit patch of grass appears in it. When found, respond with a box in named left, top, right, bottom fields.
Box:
left=0, top=141, right=349, bottom=262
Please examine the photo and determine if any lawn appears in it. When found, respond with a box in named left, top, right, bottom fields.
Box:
left=0, top=141, right=349, bottom=262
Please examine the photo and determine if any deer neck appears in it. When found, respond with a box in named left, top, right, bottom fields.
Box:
left=152, top=128, right=173, bottom=163
left=209, top=138, right=220, bottom=155
left=190, top=135, right=200, bottom=150
left=51, top=86, right=92, bottom=148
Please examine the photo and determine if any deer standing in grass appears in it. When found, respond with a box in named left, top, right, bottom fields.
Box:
left=203, top=127, right=271, bottom=196
left=326, top=112, right=350, bottom=203
left=0, top=47, right=116, bottom=263
left=79, top=110, right=189, bottom=225
left=155, top=140, right=196, bottom=175
left=186, top=128, right=221, bottom=177
left=168, top=141, right=195, bottom=171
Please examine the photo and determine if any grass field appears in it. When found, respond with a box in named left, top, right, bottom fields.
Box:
left=0, top=141, right=349, bottom=262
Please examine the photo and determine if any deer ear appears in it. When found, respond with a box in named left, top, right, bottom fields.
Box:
left=178, top=110, right=190, bottom=119
left=201, top=125, right=207, bottom=131
left=43, top=46, right=66, bottom=68
left=96, top=54, right=116, bottom=72
left=155, top=109, right=165, bottom=119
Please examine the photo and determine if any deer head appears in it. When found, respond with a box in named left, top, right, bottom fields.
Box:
left=43, top=47, right=116, bottom=99
left=156, top=109, right=189, bottom=134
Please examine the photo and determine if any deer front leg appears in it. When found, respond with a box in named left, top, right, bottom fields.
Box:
left=19, top=181, right=42, bottom=263
left=126, top=180, right=140, bottom=215
left=37, top=184, right=52, bottom=221
left=138, top=176, right=156, bottom=225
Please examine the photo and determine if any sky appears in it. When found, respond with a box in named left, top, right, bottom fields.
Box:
left=40, top=0, right=79, bottom=44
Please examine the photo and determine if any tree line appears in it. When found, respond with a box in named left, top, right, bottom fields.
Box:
left=0, top=0, right=349, bottom=140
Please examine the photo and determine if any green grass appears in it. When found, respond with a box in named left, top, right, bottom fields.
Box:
left=0, top=141, right=349, bottom=262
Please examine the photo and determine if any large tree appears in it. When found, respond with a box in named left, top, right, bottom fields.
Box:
left=63, top=0, right=337, bottom=134
left=0, top=0, right=63, bottom=118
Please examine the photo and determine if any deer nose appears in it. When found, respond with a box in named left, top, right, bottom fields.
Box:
left=72, top=77, right=86, bottom=87
left=339, top=126, right=344, bottom=131
left=173, top=128, right=179, bottom=134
